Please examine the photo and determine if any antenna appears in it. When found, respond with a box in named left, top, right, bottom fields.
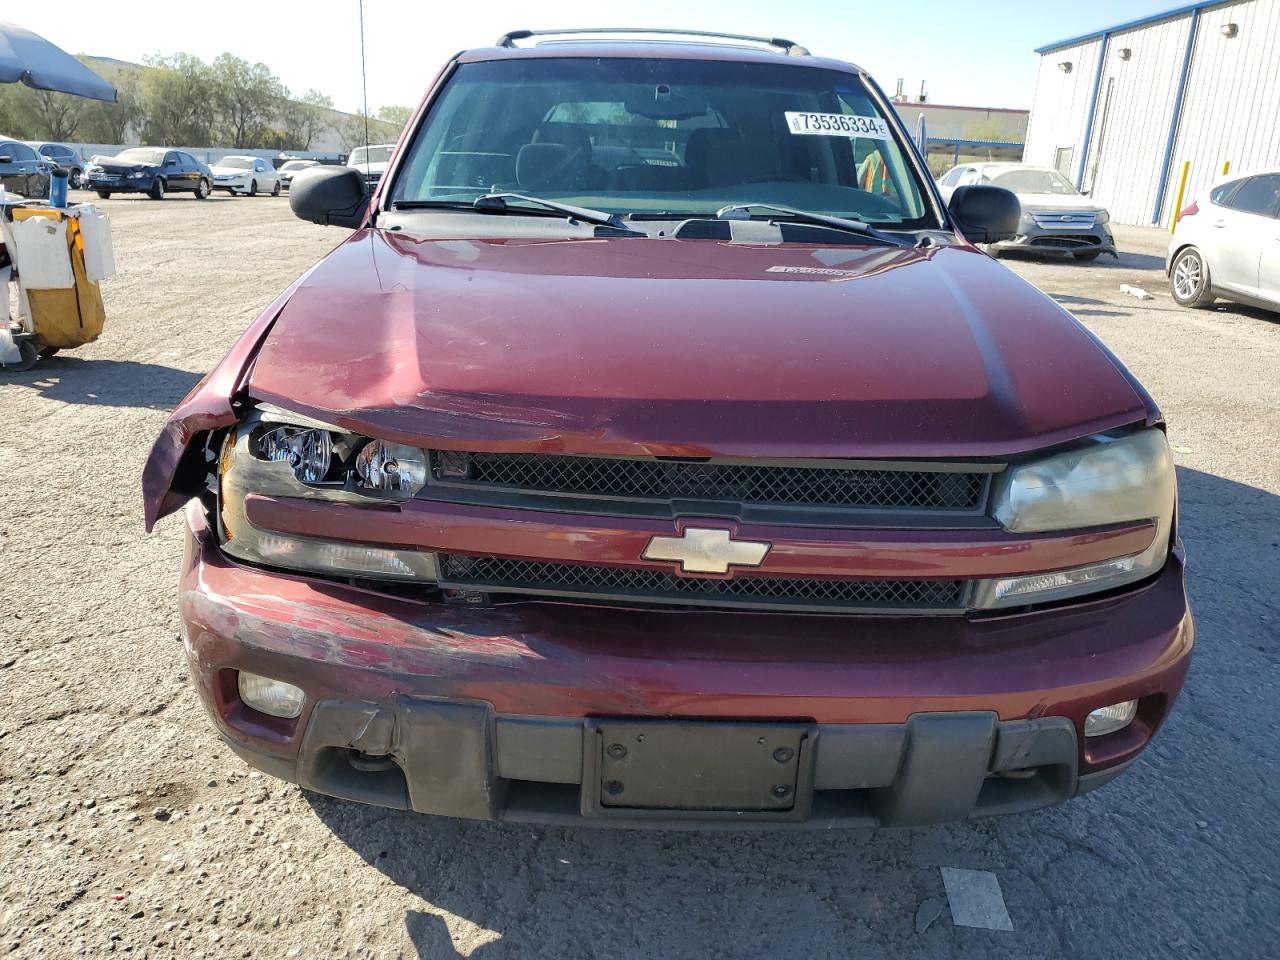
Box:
left=358, top=0, right=370, bottom=164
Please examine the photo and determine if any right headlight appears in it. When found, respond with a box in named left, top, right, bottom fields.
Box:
left=216, top=405, right=438, bottom=581
left=973, top=429, right=1176, bottom=609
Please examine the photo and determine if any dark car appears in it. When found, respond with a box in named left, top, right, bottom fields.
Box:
left=143, top=29, right=1191, bottom=830
left=84, top=148, right=212, bottom=200
left=0, top=138, right=53, bottom=198
left=28, top=141, right=86, bottom=188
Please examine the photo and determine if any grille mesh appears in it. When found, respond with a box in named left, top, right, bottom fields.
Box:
left=432, top=452, right=984, bottom=511
left=440, top=554, right=965, bottom=611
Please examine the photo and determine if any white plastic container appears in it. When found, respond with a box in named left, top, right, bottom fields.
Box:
left=77, top=206, right=117, bottom=282
left=11, top=217, right=75, bottom=290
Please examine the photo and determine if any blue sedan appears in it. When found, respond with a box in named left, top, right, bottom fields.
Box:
left=83, top=148, right=212, bottom=200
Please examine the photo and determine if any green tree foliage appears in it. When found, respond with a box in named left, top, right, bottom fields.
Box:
left=141, top=53, right=215, bottom=145
left=375, top=104, right=413, bottom=129
left=0, top=50, right=374, bottom=152
left=211, top=54, right=285, bottom=148
left=280, top=90, right=334, bottom=151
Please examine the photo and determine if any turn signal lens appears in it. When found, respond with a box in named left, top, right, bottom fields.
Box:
left=355, top=440, right=427, bottom=497
left=237, top=671, right=305, bottom=719
left=1085, top=700, right=1138, bottom=737
left=258, top=426, right=333, bottom=482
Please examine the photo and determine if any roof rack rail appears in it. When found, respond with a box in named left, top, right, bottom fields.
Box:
left=494, top=28, right=810, bottom=57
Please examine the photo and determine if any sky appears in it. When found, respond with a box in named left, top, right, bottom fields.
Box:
left=16, top=0, right=1185, bottom=114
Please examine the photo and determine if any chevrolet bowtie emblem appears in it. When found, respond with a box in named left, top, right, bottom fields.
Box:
left=642, top=528, right=770, bottom=575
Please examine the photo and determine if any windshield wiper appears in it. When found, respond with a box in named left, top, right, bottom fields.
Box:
left=392, top=193, right=631, bottom=231
left=474, top=193, right=629, bottom=230
left=714, top=202, right=912, bottom=247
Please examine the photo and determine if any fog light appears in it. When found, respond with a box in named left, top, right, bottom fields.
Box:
left=1085, top=700, right=1137, bottom=737
left=237, top=671, right=305, bottom=719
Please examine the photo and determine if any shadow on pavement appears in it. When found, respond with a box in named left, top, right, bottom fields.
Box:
left=300, top=466, right=1278, bottom=960
left=1, top=356, right=202, bottom=409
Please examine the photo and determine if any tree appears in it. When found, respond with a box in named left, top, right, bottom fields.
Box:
left=375, top=104, right=412, bottom=129
left=26, top=91, right=86, bottom=141
left=211, top=54, right=284, bottom=148
left=280, top=90, right=333, bottom=150
left=142, top=53, right=216, bottom=145
left=77, top=73, right=146, bottom=144
left=334, top=111, right=399, bottom=152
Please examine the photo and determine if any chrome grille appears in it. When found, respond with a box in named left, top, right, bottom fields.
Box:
left=1031, top=211, right=1097, bottom=229
left=439, top=554, right=965, bottom=613
left=430, top=452, right=986, bottom=512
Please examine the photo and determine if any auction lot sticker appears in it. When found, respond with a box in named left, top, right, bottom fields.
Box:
left=785, top=112, right=891, bottom=139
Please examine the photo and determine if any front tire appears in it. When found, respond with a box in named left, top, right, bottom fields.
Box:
left=149, top=178, right=166, bottom=201
left=249, top=179, right=258, bottom=197
left=195, top=178, right=210, bottom=199
left=96, top=190, right=111, bottom=199
left=70, top=168, right=83, bottom=189
left=270, top=179, right=281, bottom=197
left=1170, top=247, right=1215, bottom=308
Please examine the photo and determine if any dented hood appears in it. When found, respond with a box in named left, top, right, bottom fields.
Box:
left=246, top=230, right=1147, bottom=459
left=144, top=228, right=1153, bottom=529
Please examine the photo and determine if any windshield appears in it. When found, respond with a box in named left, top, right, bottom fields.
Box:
left=281, top=160, right=314, bottom=171
left=990, top=169, right=1078, bottom=196
left=115, top=148, right=166, bottom=165
left=218, top=157, right=254, bottom=169
left=349, top=146, right=393, bottom=166
left=388, top=58, right=935, bottom=227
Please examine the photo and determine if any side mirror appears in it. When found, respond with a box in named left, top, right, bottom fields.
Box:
left=289, top=165, right=369, bottom=228
left=948, top=185, right=1020, bottom=244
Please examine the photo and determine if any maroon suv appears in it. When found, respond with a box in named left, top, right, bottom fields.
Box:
left=143, top=29, right=1192, bottom=828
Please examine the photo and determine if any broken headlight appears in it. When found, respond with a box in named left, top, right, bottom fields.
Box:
left=216, top=405, right=437, bottom=581
left=974, top=429, right=1176, bottom=609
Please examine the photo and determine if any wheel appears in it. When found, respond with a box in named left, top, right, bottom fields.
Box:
left=1073, top=251, right=1102, bottom=262
left=195, top=178, right=210, bottom=199
left=249, top=179, right=258, bottom=196
left=271, top=179, right=281, bottom=197
left=38, top=346, right=60, bottom=358
left=1, top=339, right=39, bottom=371
left=96, top=190, right=111, bottom=199
left=70, top=168, right=83, bottom=189
left=149, top=178, right=166, bottom=200
left=1170, top=247, right=1215, bottom=308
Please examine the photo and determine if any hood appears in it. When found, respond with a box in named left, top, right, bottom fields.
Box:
left=96, top=157, right=155, bottom=172
left=243, top=231, right=1149, bottom=461
left=211, top=165, right=251, bottom=175
left=1013, top=192, right=1102, bottom=213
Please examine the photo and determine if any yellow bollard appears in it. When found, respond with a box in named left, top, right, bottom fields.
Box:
left=1170, top=161, right=1191, bottom=233
left=1221, top=160, right=1230, bottom=175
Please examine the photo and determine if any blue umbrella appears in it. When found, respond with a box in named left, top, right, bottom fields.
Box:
left=0, top=21, right=116, bottom=102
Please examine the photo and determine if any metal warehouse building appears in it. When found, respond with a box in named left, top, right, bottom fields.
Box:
left=1023, top=0, right=1280, bottom=226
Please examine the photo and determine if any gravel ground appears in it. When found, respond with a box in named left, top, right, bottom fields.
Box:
left=1, top=199, right=1277, bottom=959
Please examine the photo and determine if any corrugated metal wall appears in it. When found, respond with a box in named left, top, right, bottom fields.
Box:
left=1022, top=39, right=1103, bottom=175
left=1165, top=0, right=1280, bottom=223
left=1027, top=0, right=1279, bottom=226
left=1083, top=17, right=1192, bottom=224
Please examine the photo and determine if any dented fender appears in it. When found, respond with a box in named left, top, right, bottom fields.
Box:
left=142, top=274, right=314, bottom=531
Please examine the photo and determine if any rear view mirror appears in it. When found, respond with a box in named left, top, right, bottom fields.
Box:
left=289, top=166, right=369, bottom=228
left=948, top=185, right=1020, bottom=244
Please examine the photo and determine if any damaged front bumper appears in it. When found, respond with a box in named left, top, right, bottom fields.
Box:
left=181, top=506, right=1193, bottom=829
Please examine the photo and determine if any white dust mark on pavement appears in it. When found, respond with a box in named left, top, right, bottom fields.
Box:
left=940, top=867, right=1014, bottom=931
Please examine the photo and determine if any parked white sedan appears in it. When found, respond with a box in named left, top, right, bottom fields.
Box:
left=210, top=155, right=281, bottom=196
left=1167, top=170, right=1280, bottom=313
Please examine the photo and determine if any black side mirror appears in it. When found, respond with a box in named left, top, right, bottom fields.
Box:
left=948, top=185, right=1020, bottom=244
left=289, top=166, right=369, bottom=228
left=0, top=156, right=12, bottom=164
